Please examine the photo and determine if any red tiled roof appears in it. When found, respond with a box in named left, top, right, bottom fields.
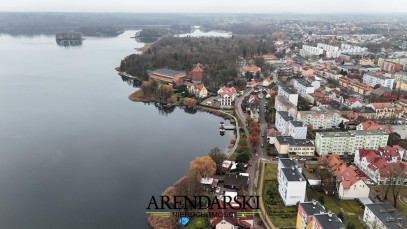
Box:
left=243, top=66, right=261, bottom=72
left=372, top=103, right=394, bottom=109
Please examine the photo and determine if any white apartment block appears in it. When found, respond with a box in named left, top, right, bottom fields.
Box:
left=363, top=73, right=395, bottom=90
left=293, top=79, right=315, bottom=98
left=315, top=130, right=389, bottom=155
left=296, top=107, right=342, bottom=130
left=276, top=111, right=307, bottom=139
left=363, top=204, right=407, bottom=229
left=278, top=85, right=298, bottom=106
left=300, top=45, right=323, bottom=57
left=278, top=159, right=306, bottom=206
left=317, top=43, right=341, bottom=58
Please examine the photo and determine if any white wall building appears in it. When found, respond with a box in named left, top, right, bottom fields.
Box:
left=293, top=79, right=315, bottom=98
left=278, top=85, right=298, bottom=106
left=363, top=73, right=395, bottom=90
left=276, top=111, right=307, bottom=139
left=278, top=159, right=306, bottom=206
left=296, top=107, right=342, bottom=130
left=363, top=204, right=407, bottom=229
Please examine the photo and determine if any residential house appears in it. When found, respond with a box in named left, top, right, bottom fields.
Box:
left=379, top=60, right=402, bottom=73
left=293, top=79, right=315, bottom=98
left=363, top=72, right=395, bottom=90
left=395, top=99, right=407, bottom=115
left=262, top=77, right=272, bottom=87
left=338, top=76, right=373, bottom=96
left=366, top=103, right=404, bottom=119
left=308, top=213, right=346, bottom=229
left=278, top=158, right=306, bottom=206
left=315, top=130, right=389, bottom=155
left=276, top=111, right=307, bottom=139
left=275, top=136, right=315, bottom=156
left=354, top=147, right=407, bottom=185
left=321, top=154, right=370, bottom=200
left=247, top=95, right=259, bottom=122
left=242, top=66, right=261, bottom=76
left=275, top=96, right=298, bottom=118
left=371, top=86, right=392, bottom=97
left=354, top=106, right=376, bottom=120
left=278, top=85, right=299, bottom=106
left=363, top=204, right=407, bottom=229
left=296, top=201, right=326, bottom=229
left=187, top=83, right=208, bottom=98
left=345, top=97, right=363, bottom=108
left=218, top=87, right=237, bottom=108
left=306, top=92, right=325, bottom=105
left=356, top=120, right=391, bottom=134
left=262, top=54, right=279, bottom=64
left=296, top=107, right=342, bottom=130
left=224, top=173, right=249, bottom=190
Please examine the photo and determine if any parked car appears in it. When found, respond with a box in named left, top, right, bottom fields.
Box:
left=377, top=195, right=384, bottom=201
left=216, top=187, right=221, bottom=193
left=299, top=158, right=306, bottom=161
left=261, top=144, right=264, bottom=148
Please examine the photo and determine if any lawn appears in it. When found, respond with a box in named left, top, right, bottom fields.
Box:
left=371, top=185, right=407, bottom=216
left=306, top=188, right=364, bottom=228
left=262, top=163, right=297, bottom=228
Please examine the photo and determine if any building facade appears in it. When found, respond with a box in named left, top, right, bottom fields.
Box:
left=275, top=136, right=315, bottom=156
left=363, top=204, right=407, bottom=229
left=315, top=130, right=389, bottom=155
left=296, top=108, right=342, bottom=130
left=293, top=79, right=315, bottom=98
left=277, top=159, right=306, bottom=206
left=363, top=73, right=395, bottom=90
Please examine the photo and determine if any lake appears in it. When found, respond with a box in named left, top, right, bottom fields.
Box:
left=0, top=31, right=233, bottom=228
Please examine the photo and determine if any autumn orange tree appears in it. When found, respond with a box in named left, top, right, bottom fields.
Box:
left=183, top=98, right=197, bottom=107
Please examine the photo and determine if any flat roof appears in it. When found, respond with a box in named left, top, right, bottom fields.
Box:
left=300, top=201, right=326, bottom=216
left=276, top=136, right=314, bottom=147
left=277, top=111, right=291, bottom=122
left=290, top=120, right=304, bottom=127
left=317, top=130, right=387, bottom=138
left=366, top=204, right=407, bottom=229
left=279, top=158, right=300, bottom=168
left=279, top=84, right=296, bottom=94
left=295, top=78, right=313, bottom=87
left=314, top=213, right=345, bottom=229
left=281, top=167, right=305, bottom=182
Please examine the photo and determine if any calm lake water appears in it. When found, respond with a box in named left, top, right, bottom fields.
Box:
left=0, top=31, right=233, bottom=229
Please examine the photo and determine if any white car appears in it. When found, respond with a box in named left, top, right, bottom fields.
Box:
left=216, top=187, right=221, bottom=193
left=299, top=158, right=306, bottom=161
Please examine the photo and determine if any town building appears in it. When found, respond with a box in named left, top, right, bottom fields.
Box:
left=395, top=99, right=407, bottom=115
left=363, top=204, right=407, bottom=229
left=354, top=106, right=377, bottom=120
left=296, top=201, right=326, bottom=229
left=187, top=83, right=208, bottom=98
left=275, top=96, right=298, bottom=118
left=363, top=72, right=395, bottom=90
left=148, top=68, right=187, bottom=85
left=274, top=136, right=315, bottom=156
left=338, top=77, right=373, bottom=96
left=266, top=129, right=281, bottom=144
left=356, top=120, right=391, bottom=134
left=308, top=212, right=346, bottom=229
left=394, top=71, right=407, bottom=92
left=242, top=66, right=261, bottom=75
left=278, top=85, right=299, bottom=106
left=262, top=77, right=272, bottom=87
left=379, top=60, right=402, bottom=73
left=315, top=130, right=389, bottom=155
left=217, top=86, right=236, bottom=108
left=191, top=63, right=204, bottom=83
left=321, top=154, right=370, bottom=200
left=296, top=107, right=342, bottom=130
left=293, top=79, right=315, bottom=98
left=366, top=103, right=404, bottom=119
left=275, top=111, right=307, bottom=139
left=277, top=158, right=306, bottom=206
left=354, top=146, right=407, bottom=185
left=300, top=45, right=323, bottom=57
left=262, top=54, right=279, bottom=64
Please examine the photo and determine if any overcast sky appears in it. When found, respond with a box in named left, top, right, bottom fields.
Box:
left=1, top=0, right=407, bottom=13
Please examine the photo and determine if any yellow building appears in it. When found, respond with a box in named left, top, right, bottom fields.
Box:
left=394, top=72, right=407, bottom=92
left=274, top=136, right=315, bottom=156
left=359, top=59, right=375, bottom=66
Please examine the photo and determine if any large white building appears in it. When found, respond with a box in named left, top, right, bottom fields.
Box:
left=296, top=107, right=342, bottom=130
left=217, top=86, right=236, bottom=108
left=300, top=45, right=323, bottom=57
left=277, top=159, right=306, bottom=206
left=278, top=85, right=298, bottom=106
left=363, top=73, right=395, bottom=90
left=275, top=111, right=307, bottom=139
left=317, top=43, right=341, bottom=58
left=363, top=204, right=407, bottom=229
left=315, top=130, right=389, bottom=155
left=293, top=79, right=315, bottom=98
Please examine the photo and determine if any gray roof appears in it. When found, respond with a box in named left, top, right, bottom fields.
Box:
left=290, top=120, right=305, bottom=127
left=298, top=107, right=339, bottom=115
left=300, top=201, right=326, bottom=216
left=371, top=86, right=391, bottom=97
left=281, top=167, right=305, bottom=182
left=354, top=106, right=375, bottom=113
left=317, top=130, right=387, bottom=138
left=277, top=111, right=292, bottom=122
left=276, top=136, right=314, bottom=147
left=279, top=84, right=296, bottom=95
left=152, top=68, right=186, bottom=77
left=276, top=96, right=296, bottom=108
left=366, top=204, right=407, bottom=229
left=295, top=78, right=313, bottom=87
left=314, top=213, right=346, bottom=229
left=279, top=158, right=300, bottom=168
